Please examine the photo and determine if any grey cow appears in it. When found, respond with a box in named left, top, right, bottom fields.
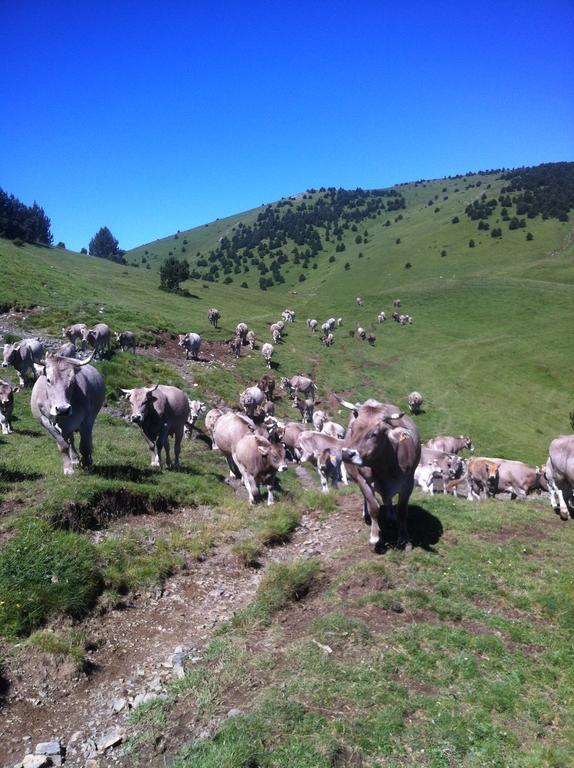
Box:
left=62, top=323, right=88, bottom=347
left=239, top=385, right=266, bottom=418
left=115, top=331, right=136, bottom=353
left=122, top=384, right=190, bottom=469
left=0, top=379, right=19, bottom=434
left=281, top=375, right=316, bottom=402
left=82, top=323, right=111, bottom=359
left=31, top=351, right=104, bottom=475
left=178, top=332, right=201, bottom=361
left=546, top=436, right=574, bottom=520
left=3, top=338, right=45, bottom=387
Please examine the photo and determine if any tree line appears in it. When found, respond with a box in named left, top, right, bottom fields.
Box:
left=0, top=187, right=52, bottom=245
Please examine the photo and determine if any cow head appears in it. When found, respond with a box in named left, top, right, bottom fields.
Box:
left=37, top=352, right=95, bottom=423
left=2, top=342, right=21, bottom=367
left=342, top=404, right=406, bottom=467
left=0, top=380, right=18, bottom=414
left=258, top=440, right=288, bottom=473
left=121, top=384, right=160, bottom=424
left=461, top=436, right=474, bottom=451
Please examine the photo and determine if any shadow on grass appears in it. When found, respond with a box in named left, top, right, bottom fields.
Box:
left=0, top=468, right=43, bottom=483
left=92, top=464, right=158, bottom=483
left=15, top=428, right=43, bottom=438
left=376, top=503, right=443, bottom=553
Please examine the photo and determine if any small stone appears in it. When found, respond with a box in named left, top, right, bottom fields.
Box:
left=131, top=693, right=146, bottom=708
left=95, top=728, right=124, bottom=752
left=111, top=697, right=127, bottom=714
left=22, top=756, right=50, bottom=768
left=227, top=708, right=243, bottom=718
left=85, top=760, right=100, bottom=768
left=35, top=741, right=61, bottom=756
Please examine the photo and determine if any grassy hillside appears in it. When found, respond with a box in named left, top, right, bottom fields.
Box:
left=1, top=164, right=574, bottom=766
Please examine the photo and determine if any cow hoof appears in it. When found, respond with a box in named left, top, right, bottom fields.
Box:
left=559, top=511, right=569, bottom=521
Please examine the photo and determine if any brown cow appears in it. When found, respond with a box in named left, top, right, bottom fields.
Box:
left=425, top=435, right=473, bottom=454
left=466, top=457, right=500, bottom=500
left=494, top=459, right=547, bottom=499
left=257, top=374, right=276, bottom=401
left=340, top=398, right=421, bottom=549
left=232, top=433, right=288, bottom=505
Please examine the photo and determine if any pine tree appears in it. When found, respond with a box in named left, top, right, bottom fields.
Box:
left=89, top=227, right=125, bottom=263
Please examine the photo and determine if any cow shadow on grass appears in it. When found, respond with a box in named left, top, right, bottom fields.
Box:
left=376, top=503, right=443, bottom=554
left=0, top=467, right=43, bottom=483
left=93, top=464, right=159, bottom=483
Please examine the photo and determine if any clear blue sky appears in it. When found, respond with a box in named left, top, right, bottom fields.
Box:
left=2, top=1, right=573, bottom=251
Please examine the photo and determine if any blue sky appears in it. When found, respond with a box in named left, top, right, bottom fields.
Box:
left=2, top=1, right=573, bottom=251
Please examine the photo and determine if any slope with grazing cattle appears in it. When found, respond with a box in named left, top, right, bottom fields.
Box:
left=0, top=163, right=573, bottom=766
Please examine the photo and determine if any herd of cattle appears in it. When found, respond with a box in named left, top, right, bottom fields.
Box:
left=1, top=304, right=574, bottom=551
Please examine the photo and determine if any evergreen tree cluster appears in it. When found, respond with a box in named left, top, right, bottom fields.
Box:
left=0, top=188, right=52, bottom=245
left=194, top=187, right=406, bottom=288
left=88, top=227, right=126, bottom=264
left=499, top=162, right=574, bottom=222
left=160, top=256, right=190, bottom=293
left=462, top=163, right=574, bottom=242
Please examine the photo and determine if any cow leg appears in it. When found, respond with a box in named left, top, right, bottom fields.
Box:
left=555, top=487, right=570, bottom=520
left=395, top=482, right=413, bottom=551
left=173, top=427, right=183, bottom=469
left=316, top=464, right=329, bottom=494
left=340, top=462, right=348, bottom=486
left=39, top=416, right=76, bottom=475
left=266, top=482, right=275, bottom=505
left=68, top=433, right=80, bottom=468
left=163, top=433, right=172, bottom=469
left=78, top=423, right=94, bottom=470
left=356, top=473, right=381, bottom=545
left=150, top=438, right=162, bottom=468
left=237, top=464, right=258, bottom=504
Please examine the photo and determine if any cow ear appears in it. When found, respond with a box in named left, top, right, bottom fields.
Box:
left=12, top=386, right=20, bottom=394
left=257, top=445, right=269, bottom=456
left=120, top=388, right=133, bottom=399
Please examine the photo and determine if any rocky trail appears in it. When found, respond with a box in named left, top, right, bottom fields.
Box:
left=0, top=490, right=364, bottom=768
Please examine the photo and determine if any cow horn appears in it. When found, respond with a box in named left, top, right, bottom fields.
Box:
left=68, top=349, right=96, bottom=366
left=335, top=394, right=362, bottom=410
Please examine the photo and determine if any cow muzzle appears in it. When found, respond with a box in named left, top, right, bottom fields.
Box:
left=342, top=448, right=363, bottom=466
left=1, top=362, right=8, bottom=368
left=51, top=403, right=72, bottom=416
left=130, top=414, right=143, bottom=424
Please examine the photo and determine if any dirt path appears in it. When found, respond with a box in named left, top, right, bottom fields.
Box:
left=0, top=487, right=364, bottom=767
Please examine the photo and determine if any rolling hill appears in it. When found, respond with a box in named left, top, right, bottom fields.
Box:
left=1, top=162, right=574, bottom=767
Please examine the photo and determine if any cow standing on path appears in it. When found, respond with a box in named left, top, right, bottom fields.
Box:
left=82, top=324, right=111, bottom=359
left=232, top=433, right=288, bottom=505
left=178, top=333, right=201, bottom=361
left=3, top=339, right=45, bottom=387
left=122, top=384, right=189, bottom=469
left=115, top=331, right=136, bottom=353
left=31, top=351, right=104, bottom=475
left=339, top=397, right=420, bottom=550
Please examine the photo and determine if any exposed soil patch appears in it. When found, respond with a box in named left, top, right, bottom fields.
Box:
left=51, top=489, right=178, bottom=532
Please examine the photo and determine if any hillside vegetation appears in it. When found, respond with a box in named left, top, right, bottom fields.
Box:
left=0, top=162, right=573, bottom=767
